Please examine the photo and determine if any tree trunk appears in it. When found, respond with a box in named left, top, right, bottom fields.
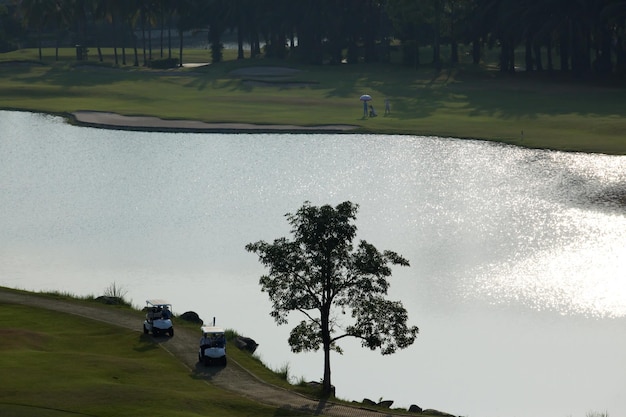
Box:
left=525, top=37, right=533, bottom=71
left=148, top=22, right=153, bottom=63
left=560, top=23, right=570, bottom=72
left=451, top=39, right=458, bottom=65
left=160, top=9, right=164, bottom=58
left=37, top=28, right=42, bottom=61
left=323, top=343, right=332, bottom=395
left=321, top=304, right=332, bottom=396
left=571, top=22, right=591, bottom=76
left=546, top=37, right=553, bottom=71
left=209, top=24, right=223, bottom=64
left=449, top=0, right=458, bottom=65
left=133, top=29, right=139, bottom=66
left=432, top=0, right=442, bottom=70
left=533, top=41, right=543, bottom=71
left=141, top=10, right=147, bottom=66
left=178, top=29, right=184, bottom=67
left=499, top=41, right=508, bottom=72
left=472, top=38, right=481, bottom=64
left=167, top=12, right=172, bottom=59
left=237, top=22, right=244, bottom=59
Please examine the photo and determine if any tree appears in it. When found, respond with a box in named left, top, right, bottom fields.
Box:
left=386, top=0, right=426, bottom=68
left=16, top=0, right=54, bottom=60
left=245, top=201, right=419, bottom=396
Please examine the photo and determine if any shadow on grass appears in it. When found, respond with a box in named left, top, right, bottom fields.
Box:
left=133, top=334, right=160, bottom=352
left=191, top=361, right=227, bottom=381
left=2, top=62, right=161, bottom=89
left=3, top=59, right=625, bottom=125
left=0, top=403, right=96, bottom=417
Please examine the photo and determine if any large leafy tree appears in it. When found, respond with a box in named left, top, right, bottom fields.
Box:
left=246, top=201, right=419, bottom=396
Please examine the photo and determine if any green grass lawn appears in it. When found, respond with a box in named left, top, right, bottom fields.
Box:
left=1, top=287, right=437, bottom=417
left=0, top=301, right=318, bottom=417
left=1, top=47, right=625, bottom=155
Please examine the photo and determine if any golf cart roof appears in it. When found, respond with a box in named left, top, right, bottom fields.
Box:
left=146, top=299, right=171, bottom=307
left=201, top=326, right=225, bottom=334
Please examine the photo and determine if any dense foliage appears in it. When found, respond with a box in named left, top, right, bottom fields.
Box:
left=246, top=201, right=418, bottom=395
left=3, top=0, right=626, bottom=77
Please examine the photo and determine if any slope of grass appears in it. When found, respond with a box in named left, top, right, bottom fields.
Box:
left=0, top=301, right=315, bottom=417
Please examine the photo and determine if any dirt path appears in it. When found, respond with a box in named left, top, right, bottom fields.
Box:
left=0, top=289, right=416, bottom=417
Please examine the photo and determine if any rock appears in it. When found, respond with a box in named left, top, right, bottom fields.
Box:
left=408, top=404, right=423, bottom=413
left=179, top=311, right=203, bottom=324
left=422, top=409, right=456, bottom=416
left=234, top=336, right=259, bottom=353
left=377, top=400, right=393, bottom=408
left=95, top=296, right=124, bottom=305
left=362, top=398, right=377, bottom=406
left=304, top=381, right=335, bottom=396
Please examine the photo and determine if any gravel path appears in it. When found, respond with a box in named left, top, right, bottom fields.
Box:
left=0, top=289, right=415, bottom=417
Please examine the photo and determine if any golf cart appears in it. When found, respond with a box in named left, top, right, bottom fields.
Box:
left=198, top=320, right=226, bottom=366
left=143, top=299, right=174, bottom=337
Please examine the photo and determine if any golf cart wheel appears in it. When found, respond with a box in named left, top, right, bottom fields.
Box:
left=168, top=328, right=174, bottom=337
left=143, top=324, right=148, bottom=334
left=153, top=328, right=159, bottom=337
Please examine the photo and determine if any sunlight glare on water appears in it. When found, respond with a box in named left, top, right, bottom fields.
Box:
left=464, top=152, right=626, bottom=318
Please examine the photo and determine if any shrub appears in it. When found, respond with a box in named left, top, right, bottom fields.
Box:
left=99, top=282, right=131, bottom=306
left=149, top=58, right=179, bottom=69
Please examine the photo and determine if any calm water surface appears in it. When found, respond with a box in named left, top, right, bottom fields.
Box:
left=1, top=110, right=625, bottom=417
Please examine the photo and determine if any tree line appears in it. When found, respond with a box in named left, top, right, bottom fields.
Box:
left=2, top=0, right=626, bottom=77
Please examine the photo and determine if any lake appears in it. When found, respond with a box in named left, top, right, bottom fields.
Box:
left=1, top=110, right=625, bottom=417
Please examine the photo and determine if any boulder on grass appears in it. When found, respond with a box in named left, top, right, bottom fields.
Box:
left=95, top=296, right=124, bottom=305
left=180, top=311, right=203, bottom=324
left=422, top=409, right=456, bottom=416
left=305, top=381, right=335, bottom=396
left=234, top=336, right=259, bottom=353
left=378, top=400, right=393, bottom=408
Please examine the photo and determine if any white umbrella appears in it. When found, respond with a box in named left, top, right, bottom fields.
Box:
left=360, top=94, right=372, bottom=101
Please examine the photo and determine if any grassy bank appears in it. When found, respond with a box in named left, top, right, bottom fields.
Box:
left=0, top=303, right=311, bottom=417
left=1, top=288, right=430, bottom=417
left=1, top=47, right=625, bottom=155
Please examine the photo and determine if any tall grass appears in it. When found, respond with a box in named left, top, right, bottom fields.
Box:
left=36, top=282, right=132, bottom=307
left=587, top=411, right=609, bottom=417
left=101, top=281, right=130, bottom=305
left=274, top=362, right=292, bottom=382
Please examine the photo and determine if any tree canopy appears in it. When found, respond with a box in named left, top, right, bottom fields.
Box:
left=4, top=0, right=626, bottom=79
left=245, top=201, right=419, bottom=395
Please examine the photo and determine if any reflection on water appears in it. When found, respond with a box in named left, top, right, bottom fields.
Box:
left=1, top=110, right=625, bottom=417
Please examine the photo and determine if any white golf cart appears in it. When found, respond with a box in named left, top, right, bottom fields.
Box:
left=143, top=299, right=174, bottom=337
left=198, top=321, right=226, bottom=366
